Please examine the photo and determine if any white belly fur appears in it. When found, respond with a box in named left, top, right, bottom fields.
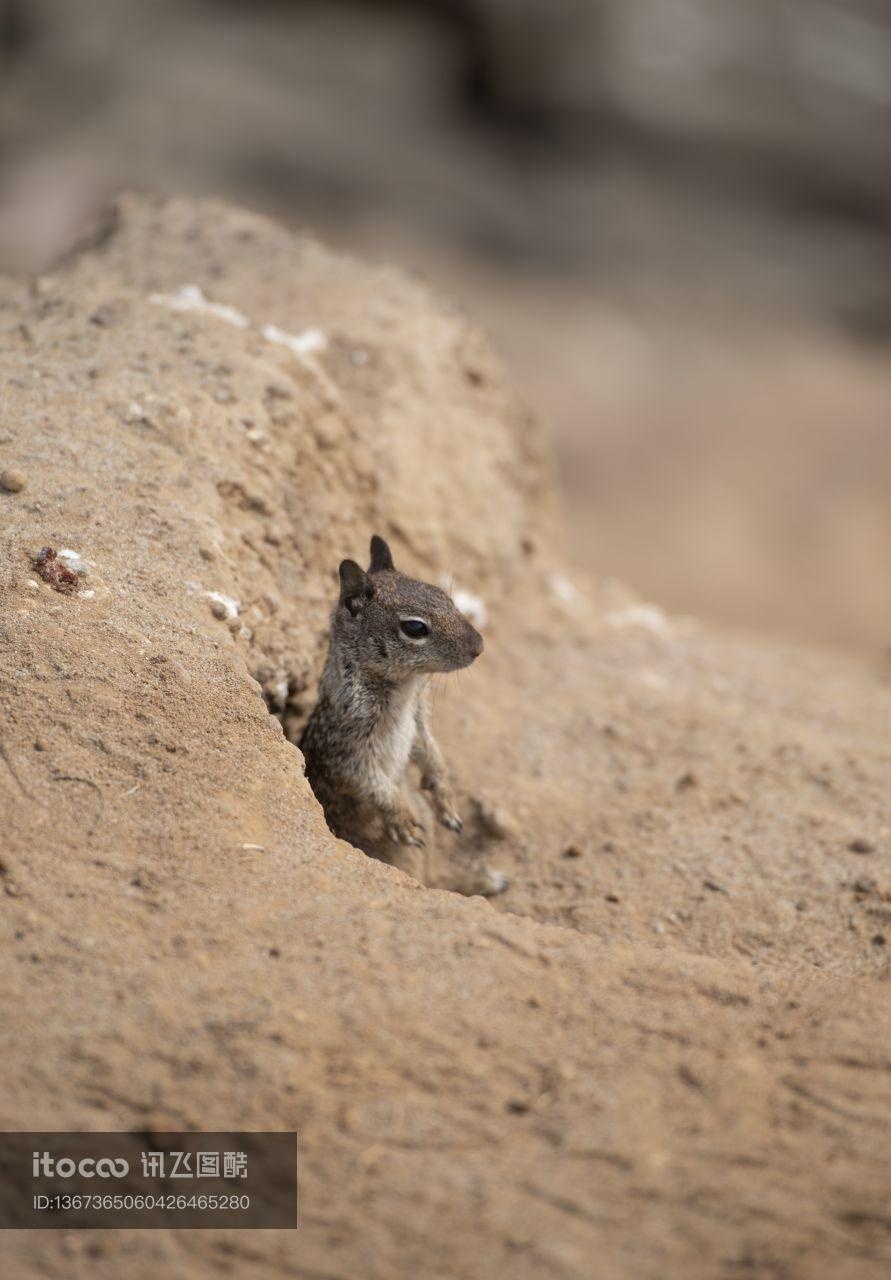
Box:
left=369, top=676, right=422, bottom=785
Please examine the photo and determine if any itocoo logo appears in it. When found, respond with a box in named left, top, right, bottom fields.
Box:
left=32, top=1152, right=129, bottom=1178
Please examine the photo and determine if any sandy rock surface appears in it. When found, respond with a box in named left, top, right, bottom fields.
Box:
left=2, top=196, right=891, bottom=1279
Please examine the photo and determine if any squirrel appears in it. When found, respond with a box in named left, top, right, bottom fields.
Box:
left=300, top=534, right=506, bottom=894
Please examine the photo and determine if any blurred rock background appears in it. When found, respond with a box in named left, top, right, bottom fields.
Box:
left=2, top=0, right=890, bottom=648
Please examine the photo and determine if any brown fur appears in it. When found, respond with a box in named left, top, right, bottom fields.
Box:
left=300, top=535, right=504, bottom=891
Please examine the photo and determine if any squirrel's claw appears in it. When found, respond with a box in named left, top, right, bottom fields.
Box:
left=425, top=783, right=462, bottom=833
left=385, top=812, right=427, bottom=849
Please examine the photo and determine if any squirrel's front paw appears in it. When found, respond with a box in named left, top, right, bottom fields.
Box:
left=426, top=785, right=463, bottom=833
left=385, top=809, right=427, bottom=849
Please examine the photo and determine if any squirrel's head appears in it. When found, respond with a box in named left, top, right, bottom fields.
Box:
left=333, top=535, right=484, bottom=677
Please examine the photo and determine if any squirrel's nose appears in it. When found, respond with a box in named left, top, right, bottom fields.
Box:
left=469, top=629, right=484, bottom=659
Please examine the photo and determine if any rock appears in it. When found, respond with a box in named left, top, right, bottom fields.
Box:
left=313, top=413, right=342, bottom=449
left=32, top=546, right=79, bottom=593
left=472, top=797, right=517, bottom=841
left=0, top=468, right=26, bottom=492
left=481, top=867, right=510, bottom=896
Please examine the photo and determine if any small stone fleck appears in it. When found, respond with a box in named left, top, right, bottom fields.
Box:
left=849, top=838, right=874, bottom=854
left=471, top=797, right=516, bottom=841
left=314, top=413, right=342, bottom=449
left=32, top=546, right=79, bottom=593
left=0, top=468, right=26, bottom=492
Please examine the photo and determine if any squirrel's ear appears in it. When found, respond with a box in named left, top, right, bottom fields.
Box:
left=369, top=534, right=394, bottom=574
left=339, top=559, right=373, bottom=615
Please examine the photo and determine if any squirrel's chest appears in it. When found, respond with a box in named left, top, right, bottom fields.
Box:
left=367, top=679, right=421, bottom=781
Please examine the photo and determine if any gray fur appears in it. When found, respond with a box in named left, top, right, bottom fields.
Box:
left=300, top=535, right=483, bottom=879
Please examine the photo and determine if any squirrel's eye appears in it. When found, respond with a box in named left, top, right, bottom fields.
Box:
left=400, top=619, right=429, bottom=639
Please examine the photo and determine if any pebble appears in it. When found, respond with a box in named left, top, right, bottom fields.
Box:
left=89, top=301, right=120, bottom=327
left=313, top=413, right=342, bottom=449
left=849, top=838, right=875, bottom=854
left=473, top=798, right=517, bottom=841
left=169, top=661, right=191, bottom=687
left=210, top=599, right=230, bottom=620
left=0, top=468, right=26, bottom=492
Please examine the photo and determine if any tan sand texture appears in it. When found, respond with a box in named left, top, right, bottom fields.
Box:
left=2, top=197, right=891, bottom=1279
